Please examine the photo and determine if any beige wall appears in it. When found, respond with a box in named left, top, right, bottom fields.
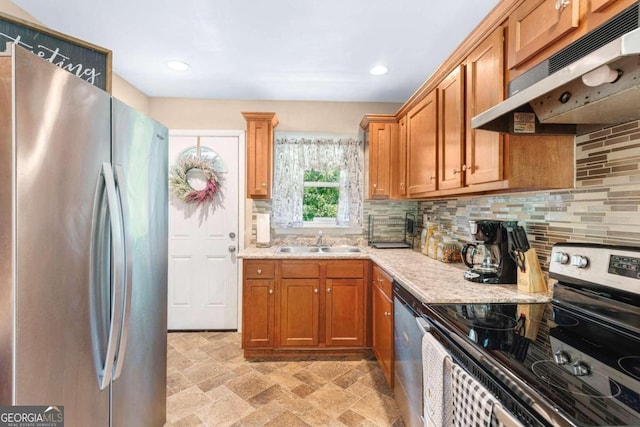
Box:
left=150, top=98, right=400, bottom=133
left=112, top=74, right=150, bottom=114
left=1, top=0, right=29, bottom=20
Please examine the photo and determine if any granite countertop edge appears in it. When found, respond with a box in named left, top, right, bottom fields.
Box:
left=238, top=246, right=552, bottom=304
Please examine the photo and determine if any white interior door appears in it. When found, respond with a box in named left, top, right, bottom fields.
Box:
left=168, top=132, right=242, bottom=330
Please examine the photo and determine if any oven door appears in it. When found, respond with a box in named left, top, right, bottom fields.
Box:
left=393, top=288, right=428, bottom=427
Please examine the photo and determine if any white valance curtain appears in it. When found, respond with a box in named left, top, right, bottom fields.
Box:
left=271, top=136, right=363, bottom=228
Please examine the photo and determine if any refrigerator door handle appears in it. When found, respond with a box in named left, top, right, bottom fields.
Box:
left=95, top=162, right=126, bottom=391
left=112, top=164, right=133, bottom=381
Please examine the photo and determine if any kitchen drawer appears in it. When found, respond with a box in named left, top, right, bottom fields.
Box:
left=326, top=260, right=365, bottom=278
left=244, top=260, right=276, bottom=279
left=281, top=261, right=320, bottom=278
left=372, top=264, right=392, bottom=298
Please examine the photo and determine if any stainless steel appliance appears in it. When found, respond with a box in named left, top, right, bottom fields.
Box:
left=472, top=2, right=640, bottom=134
left=0, top=45, right=168, bottom=426
left=461, top=220, right=517, bottom=284
left=393, top=282, right=429, bottom=427
left=414, top=242, right=640, bottom=426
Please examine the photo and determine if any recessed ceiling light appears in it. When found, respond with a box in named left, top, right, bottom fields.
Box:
left=370, top=65, right=388, bottom=76
left=167, top=60, right=190, bottom=71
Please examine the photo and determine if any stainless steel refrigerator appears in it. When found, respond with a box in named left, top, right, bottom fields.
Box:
left=0, top=45, right=168, bottom=426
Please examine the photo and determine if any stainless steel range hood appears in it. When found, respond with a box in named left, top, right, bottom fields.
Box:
left=472, top=26, right=640, bottom=135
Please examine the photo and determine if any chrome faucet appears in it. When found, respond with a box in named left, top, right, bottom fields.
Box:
left=316, top=231, right=323, bottom=246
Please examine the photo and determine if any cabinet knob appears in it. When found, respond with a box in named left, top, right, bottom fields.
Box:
left=314, top=289, right=319, bottom=294
left=261, top=182, right=267, bottom=187
left=268, top=289, right=273, bottom=294
left=384, top=311, right=391, bottom=317
left=373, top=183, right=377, bottom=188
left=257, top=269, right=262, bottom=274
left=555, top=0, right=570, bottom=9
left=461, top=164, right=467, bottom=171
left=327, top=288, right=332, bottom=293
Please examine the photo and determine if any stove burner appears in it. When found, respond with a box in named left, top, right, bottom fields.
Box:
left=618, top=356, right=640, bottom=382
left=531, top=360, right=622, bottom=399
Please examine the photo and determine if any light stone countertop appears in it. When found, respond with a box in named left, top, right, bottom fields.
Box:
left=238, top=245, right=552, bottom=304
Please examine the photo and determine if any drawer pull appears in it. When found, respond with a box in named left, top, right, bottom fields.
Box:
left=257, top=269, right=262, bottom=275
left=268, top=289, right=273, bottom=295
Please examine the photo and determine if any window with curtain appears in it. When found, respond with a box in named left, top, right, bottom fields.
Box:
left=271, top=136, right=363, bottom=228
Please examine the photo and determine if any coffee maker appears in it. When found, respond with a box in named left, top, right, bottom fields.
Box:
left=461, top=220, right=517, bottom=284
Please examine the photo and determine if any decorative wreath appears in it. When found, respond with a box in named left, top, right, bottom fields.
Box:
left=169, top=155, right=223, bottom=205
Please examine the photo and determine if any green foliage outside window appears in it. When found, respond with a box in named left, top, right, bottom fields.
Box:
left=303, top=169, right=339, bottom=222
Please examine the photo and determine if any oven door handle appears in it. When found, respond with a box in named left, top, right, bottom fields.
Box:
left=416, top=317, right=431, bottom=334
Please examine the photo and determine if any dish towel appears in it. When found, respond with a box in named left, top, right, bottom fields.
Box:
left=451, top=363, right=497, bottom=427
left=491, top=403, right=524, bottom=427
left=422, top=332, right=452, bottom=427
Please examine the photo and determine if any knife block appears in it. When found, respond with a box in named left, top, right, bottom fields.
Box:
left=517, top=248, right=547, bottom=293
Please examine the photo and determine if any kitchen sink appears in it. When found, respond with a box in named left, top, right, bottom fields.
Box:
left=276, top=245, right=321, bottom=253
left=319, top=246, right=362, bottom=253
left=276, top=245, right=362, bottom=254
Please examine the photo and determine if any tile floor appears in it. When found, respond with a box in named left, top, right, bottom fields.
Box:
left=166, top=331, right=405, bottom=427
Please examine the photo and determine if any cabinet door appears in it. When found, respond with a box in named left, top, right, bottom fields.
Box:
left=393, top=116, right=408, bottom=198
left=406, top=90, right=438, bottom=197
left=369, top=123, right=394, bottom=199
left=372, top=282, right=393, bottom=387
left=438, top=65, right=465, bottom=191
left=243, top=279, right=275, bottom=348
left=325, top=278, right=364, bottom=347
left=465, top=27, right=504, bottom=186
left=243, top=113, right=278, bottom=199
left=508, top=0, right=580, bottom=69
left=279, top=278, right=320, bottom=347
left=591, top=0, right=617, bottom=12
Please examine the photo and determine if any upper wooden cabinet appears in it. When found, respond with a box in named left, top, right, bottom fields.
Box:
left=591, top=0, right=618, bottom=12
left=465, top=27, right=504, bottom=186
left=362, top=116, right=397, bottom=199
left=394, top=116, right=408, bottom=198
left=437, top=65, right=465, bottom=191
left=508, top=0, right=580, bottom=69
left=508, top=0, right=637, bottom=78
left=242, top=112, right=278, bottom=199
left=406, top=90, right=438, bottom=198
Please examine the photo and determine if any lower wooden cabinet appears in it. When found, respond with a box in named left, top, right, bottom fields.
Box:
left=372, top=265, right=394, bottom=387
left=242, top=259, right=370, bottom=356
left=242, top=260, right=276, bottom=349
left=279, top=278, right=320, bottom=347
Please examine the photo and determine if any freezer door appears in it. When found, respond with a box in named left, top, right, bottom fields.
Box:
left=11, top=46, right=111, bottom=425
left=110, top=99, right=168, bottom=427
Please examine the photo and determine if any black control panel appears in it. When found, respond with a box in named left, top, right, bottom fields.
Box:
left=608, top=254, right=640, bottom=279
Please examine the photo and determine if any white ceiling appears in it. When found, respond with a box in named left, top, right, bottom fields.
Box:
left=13, top=0, right=501, bottom=102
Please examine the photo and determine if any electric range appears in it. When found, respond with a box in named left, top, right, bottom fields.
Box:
left=422, top=243, right=640, bottom=426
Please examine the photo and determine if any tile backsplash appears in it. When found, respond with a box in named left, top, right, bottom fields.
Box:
left=418, top=120, right=640, bottom=272
left=251, top=120, right=640, bottom=272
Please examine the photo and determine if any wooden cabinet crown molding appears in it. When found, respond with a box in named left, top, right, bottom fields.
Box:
left=241, top=112, right=279, bottom=127
left=360, top=114, right=398, bottom=129
left=395, top=0, right=525, bottom=118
